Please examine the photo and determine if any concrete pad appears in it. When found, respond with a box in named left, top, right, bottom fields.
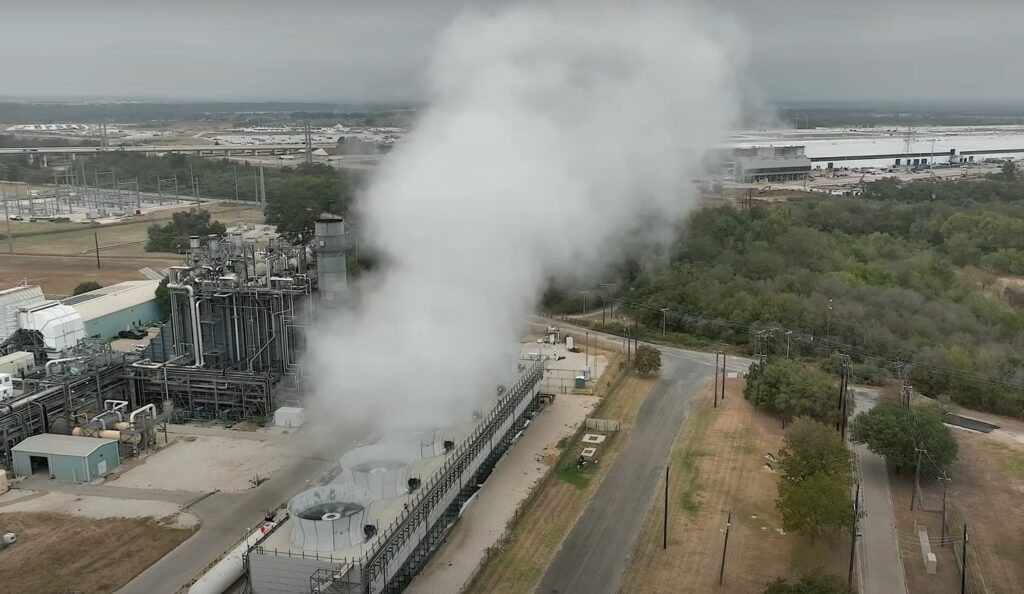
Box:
left=111, top=435, right=294, bottom=492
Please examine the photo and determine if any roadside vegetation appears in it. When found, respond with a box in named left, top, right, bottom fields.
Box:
left=549, top=171, right=1024, bottom=419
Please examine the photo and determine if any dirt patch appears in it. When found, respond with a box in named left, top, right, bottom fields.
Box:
left=621, top=380, right=849, bottom=593
left=0, top=511, right=192, bottom=593
left=0, top=253, right=181, bottom=297
left=0, top=490, right=198, bottom=528
left=111, top=435, right=293, bottom=492
left=468, top=370, right=655, bottom=594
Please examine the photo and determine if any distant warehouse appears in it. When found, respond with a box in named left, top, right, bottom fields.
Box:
left=63, top=280, right=161, bottom=340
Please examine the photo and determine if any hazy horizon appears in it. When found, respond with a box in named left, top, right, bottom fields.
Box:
left=1, top=0, right=1022, bottom=105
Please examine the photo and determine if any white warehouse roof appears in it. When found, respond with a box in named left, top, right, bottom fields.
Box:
left=63, top=280, right=160, bottom=322
left=12, top=433, right=116, bottom=457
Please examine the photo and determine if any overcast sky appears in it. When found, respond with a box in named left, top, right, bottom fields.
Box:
left=1, top=0, right=1021, bottom=104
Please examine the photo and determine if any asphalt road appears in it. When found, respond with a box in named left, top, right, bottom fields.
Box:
left=853, top=391, right=909, bottom=594
left=117, top=422, right=364, bottom=594
left=535, top=340, right=749, bottom=594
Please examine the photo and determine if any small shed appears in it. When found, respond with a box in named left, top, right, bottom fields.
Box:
left=274, top=406, right=307, bottom=429
left=12, top=434, right=120, bottom=482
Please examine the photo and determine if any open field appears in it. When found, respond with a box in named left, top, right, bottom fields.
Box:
left=948, top=427, right=1024, bottom=593
left=0, top=253, right=181, bottom=297
left=4, top=202, right=264, bottom=254
left=621, top=380, right=849, bottom=594
left=0, top=511, right=192, bottom=593
left=469, top=366, right=654, bottom=594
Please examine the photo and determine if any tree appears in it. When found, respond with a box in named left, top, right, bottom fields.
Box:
left=764, top=570, right=853, bottom=594
left=852, top=399, right=958, bottom=471
left=72, top=281, right=102, bottom=295
left=778, top=471, right=853, bottom=540
left=155, top=278, right=170, bottom=319
left=634, top=345, right=662, bottom=375
left=777, top=417, right=853, bottom=482
left=146, top=209, right=226, bottom=253
left=1002, top=159, right=1018, bottom=181
left=744, top=359, right=844, bottom=426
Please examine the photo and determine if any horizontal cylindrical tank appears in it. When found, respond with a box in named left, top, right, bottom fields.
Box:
left=188, top=521, right=276, bottom=594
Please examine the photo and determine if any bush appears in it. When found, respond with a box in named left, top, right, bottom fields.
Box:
left=72, top=281, right=102, bottom=295
left=764, top=570, right=853, bottom=594
left=744, top=359, right=844, bottom=426
left=634, top=345, right=662, bottom=374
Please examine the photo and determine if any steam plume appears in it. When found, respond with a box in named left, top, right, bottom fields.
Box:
left=307, top=1, right=741, bottom=431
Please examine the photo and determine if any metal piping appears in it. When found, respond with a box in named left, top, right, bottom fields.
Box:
left=129, top=404, right=157, bottom=424
left=45, top=358, right=79, bottom=376
left=168, top=283, right=204, bottom=367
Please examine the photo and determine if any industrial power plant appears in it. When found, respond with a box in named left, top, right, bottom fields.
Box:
left=0, top=207, right=548, bottom=594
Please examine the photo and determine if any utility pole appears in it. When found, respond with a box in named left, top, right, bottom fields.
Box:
left=826, top=298, right=834, bottom=351
left=961, top=524, right=969, bottom=594
left=840, top=364, right=850, bottom=440
left=580, top=290, right=588, bottom=316
left=93, top=232, right=101, bottom=269
left=721, top=350, right=727, bottom=401
left=663, top=465, right=669, bottom=549
left=940, top=476, right=951, bottom=545
left=259, top=165, right=266, bottom=203
left=233, top=167, right=239, bottom=201
left=719, top=510, right=732, bottom=586
left=660, top=307, right=669, bottom=336
left=585, top=331, right=589, bottom=371
left=2, top=189, right=12, bottom=254
left=849, top=482, right=861, bottom=588
left=911, top=447, right=924, bottom=511
left=836, top=363, right=847, bottom=434
left=785, top=330, right=792, bottom=358
left=713, top=351, right=720, bottom=409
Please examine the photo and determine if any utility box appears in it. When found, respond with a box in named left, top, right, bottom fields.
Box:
left=274, top=406, right=307, bottom=429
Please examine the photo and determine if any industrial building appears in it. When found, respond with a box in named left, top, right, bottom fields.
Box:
left=11, top=433, right=119, bottom=482
left=63, top=280, right=161, bottom=340
left=730, top=145, right=812, bottom=182
left=241, top=358, right=545, bottom=594
left=0, top=284, right=45, bottom=343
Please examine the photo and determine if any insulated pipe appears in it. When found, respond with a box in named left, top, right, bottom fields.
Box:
left=45, top=358, right=79, bottom=376
left=129, top=403, right=157, bottom=425
left=168, top=283, right=204, bottom=367
left=103, top=399, right=129, bottom=413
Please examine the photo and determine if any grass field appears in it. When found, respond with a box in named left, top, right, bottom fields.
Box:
left=1, top=202, right=264, bottom=295
left=620, top=380, right=849, bottom=594
left=5, top=202, right=264, bottom=255
left=0, top=512, right=193, bottom=593
left=469, top=363, right=655, bottom=594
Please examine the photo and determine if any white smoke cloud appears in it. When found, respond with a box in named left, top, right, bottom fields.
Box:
left=306, top=1, right=742, bottom=432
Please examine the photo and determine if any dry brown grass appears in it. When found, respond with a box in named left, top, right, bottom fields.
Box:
left=0, top=511, right=193, bottom=593
left=946, top=430, right=1024, bottom=594
left=0, top=254, right=182, bottom=297
left=621, top=380, right=848, bottom=594
left=469, top=369, right=656, bottom=594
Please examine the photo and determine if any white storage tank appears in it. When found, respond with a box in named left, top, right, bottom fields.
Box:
left=566, top=336, right=575, bottom=350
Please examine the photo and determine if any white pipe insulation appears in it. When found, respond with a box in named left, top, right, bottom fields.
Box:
left=188, top=521, right=276, bottom=594
left=168, top=283, right=204, bottom=367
